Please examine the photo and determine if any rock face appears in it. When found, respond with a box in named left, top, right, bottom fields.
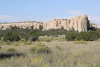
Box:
left=0, top=15, right=92, bottom=32
left=0, top=21, right=43, bottom=30
left=90, top=23, right=100, bottom=29
left=43, top=15, right=90, bottom=32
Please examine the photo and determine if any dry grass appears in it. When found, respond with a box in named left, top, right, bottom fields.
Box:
left=0, top=35, right=100, bottom=67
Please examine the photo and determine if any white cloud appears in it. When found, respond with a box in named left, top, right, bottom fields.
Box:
left=88, top=16, right=100, bottom=22
left=0, top=15, right=26, bottom=22
left=67, top=10, right=84, bottom=16
left=66, top=10, right=100, bottom=25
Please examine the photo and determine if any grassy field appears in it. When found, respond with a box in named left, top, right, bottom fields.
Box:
left=0, top=35, right=100, bottom=67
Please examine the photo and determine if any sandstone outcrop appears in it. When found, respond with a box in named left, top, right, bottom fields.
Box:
left=42, top=15, right=90, bottom=32
left=0, top=21, right=43, bottom=30
left=0, top=15, right=97, bottom=32
left=90, top=23, right=100, bottom=29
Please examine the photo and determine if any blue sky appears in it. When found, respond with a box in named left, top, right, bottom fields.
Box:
left=0, top=0, right=100, bottom=25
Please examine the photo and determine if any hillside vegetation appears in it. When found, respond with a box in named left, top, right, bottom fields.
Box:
left=0, top=26, right=100, bottom=67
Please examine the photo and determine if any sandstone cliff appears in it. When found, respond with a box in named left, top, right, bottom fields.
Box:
left=42, top=15, right=90, bottom=32
left=0, top=21, right=43, bottom=30
left=0, top=15, right=97, bottom=32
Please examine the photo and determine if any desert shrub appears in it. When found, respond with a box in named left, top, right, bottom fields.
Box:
left=45, top=39, right=52, bottom=42
left=58, top=38, right=62, bottom=42
left=0, top=43, right=4, bottom=45
left=0, top=46, right=1, bottom=49
left=87, top=31, right=100, bottom=41
left=3, top=31, right=20, bottom=41
left=29, top=31, right=39, bottom=41
left=55, top=45, right=61, bottom=50
left=23, top=41, right=32, bottom=45
left=30, top=45, right=51, bottom=54
left=76, top=31, right=100, bottom=41
left=6, top=48, right=16, bottom=52
left=55, top=35, right=58, bottom=37
left=25, top=35, right=29, bottom=41
left=75, top=31, right=88, bottom=41
left=30, top=46, right=37, bottom=52
left=47, top=34, right=50, bottom=37
left=20, top=38, right=25, bottom=42
left=97, top=38, right=100, bottom=42
left=73, top=39, right=87, bottom=44
left=5, top=41, right=11, bottom=45
left=37, top=42, right=43, bottom=45
left=11, top=33, right=20, bottom=41
left=65, top=32, right=78, bottom=41
left=12, top=42, right=19, bottom=46
left=42, top=65, right=50, bottom=67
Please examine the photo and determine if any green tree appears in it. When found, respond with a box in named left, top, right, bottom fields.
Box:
left=39, top=25, right=43, bottom=31
left=65, top=32, right=78, bottom=41
left=3, top=31, right=13, bottom=41
left=61, top=26, right=64, bottom=30
left=11, top=33, right=20, bottom=41
left=29, top=31, right=39, bottom=41
left=30, top=25, right=34, bottom=30
left=3, top=31, right=20, bottom=41
left=76, top=31, right=89, bottom=41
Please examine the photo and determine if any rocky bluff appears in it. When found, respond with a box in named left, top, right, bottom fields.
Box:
left=43, top=15, right=90, bottom=32
left=0, top=15, right=98, bottom=32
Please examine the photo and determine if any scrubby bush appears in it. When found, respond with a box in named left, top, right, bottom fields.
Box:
left=5, top=41, right=11, bottom=45
left=0, top=46, right=1, bottom=49
left=20, top=38, right=25, bottom=42
left=3, top=31, right=20, bottom=41
left=97, top=38, right=100, bottom=42
left=87, top=31, right=100, bottom=41
left=45, top=39, right=52, bottom=42
left=6, top=48, right=16, bottom=52
left=11, top=33, right=20, bottom=41
left=12, top=42, right=19, bottom=46
left=23, top=41, right=32, bottom=45
left=47, top=34, right=50, bottom=37
left=55, top=45, right=61, bottom=50
left=42, top=65, right=50, bottom=67
left=29, top=31, right=39, bottom=41
left=65, top=32, right=78, bottom=41
left=73, top=39, right=87, bottom=44
left=25, top=35, right=29, bottom=41
left=76, top=31, right=100, bottom=41
left=75, top=31, right=88, bottom=41
left=37, top=42, right=43, bottom=45
left=65, top=30, right=100, bottom=41
left=55, top=35, right=58, bottom=37
left=30, top=45, right=51, bottom=54
left=0, top=43, right=4, bottom=45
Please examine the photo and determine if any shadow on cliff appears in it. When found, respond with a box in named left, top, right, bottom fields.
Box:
left=87, top=26, right=97, bottom=31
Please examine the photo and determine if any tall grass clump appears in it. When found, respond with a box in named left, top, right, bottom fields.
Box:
left=12, top=42, right=19, bottom=46
left=20, top=38, right=25, bottom=42
left=97, top=38, right=100, bottom=42
left=30, top=45, right=51, bottom=54
left=23, top=41, right=32, bottom=45
left=55, top=45, right=61, bottom=50
left=42, top=65, right=50, bottom=67
left=0, top=42, right=4, bottom=45
left=6, top=48, right=16, bottom=52
left=5, top=41, right=11, bottom=45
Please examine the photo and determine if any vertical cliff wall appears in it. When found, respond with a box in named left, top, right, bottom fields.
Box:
left=42, top=15, right=90, bottom=32
left=0, top=15, right=92, bottom=32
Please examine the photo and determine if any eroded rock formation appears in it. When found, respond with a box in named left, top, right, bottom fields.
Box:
left=0, top=15, right=98, bottom=32
left=43, top=15, right=90, bottom=32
